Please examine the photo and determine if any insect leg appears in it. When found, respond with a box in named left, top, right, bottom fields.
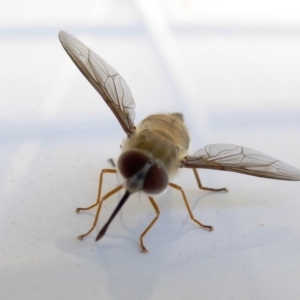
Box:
left=108, top=158, right=116, bottom=167
left=192, top=168, right=228, bottom=192
left=169, top=182, right=213, bottom=231
left=76, top=169, right=118, bottom=213
left=77, top=184, right=124, bottom=240
left=139, top=196, right=160, bottom=253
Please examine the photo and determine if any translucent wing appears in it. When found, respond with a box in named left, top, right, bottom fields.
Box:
left=58, top=31, right=136, bottom=136
left=182, top=144, right=300, bottom=181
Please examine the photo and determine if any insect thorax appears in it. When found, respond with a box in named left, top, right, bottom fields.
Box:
left=122, top=113, right=190, bottom=175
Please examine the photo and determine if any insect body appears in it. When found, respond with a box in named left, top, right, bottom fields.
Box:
left=59, top=31, right=300, bottom=252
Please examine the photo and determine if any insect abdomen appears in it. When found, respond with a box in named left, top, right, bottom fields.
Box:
left=139, top=113, right=190, bottom=155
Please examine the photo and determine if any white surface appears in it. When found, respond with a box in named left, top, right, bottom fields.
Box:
left=1, top=0, right=300, bottom=299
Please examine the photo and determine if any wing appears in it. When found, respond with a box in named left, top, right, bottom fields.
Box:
left=58, top=31, right=136, bottom=136
left=182, top=144, right=300, bottom=181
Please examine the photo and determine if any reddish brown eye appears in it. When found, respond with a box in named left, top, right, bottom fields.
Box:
left=118, top=150, right=168, bottom=195
left=143, top=164, right=168, bottom=195
left=118, top=150, right=149, bottom=179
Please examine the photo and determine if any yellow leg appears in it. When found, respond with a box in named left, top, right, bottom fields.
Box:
left=139, top=197, right=160, bottom=253
left=76, top=169, right=117, bottom=213
left=76, top=168, right=121, bottom=240
left=77, top=184, right=124, bottom=240
left=192, top=168, right=228, bottom=192
left=169, top=182, right=213, bottom=231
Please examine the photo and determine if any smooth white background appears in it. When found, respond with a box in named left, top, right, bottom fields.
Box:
left=1, top=0, right=300, bottom=299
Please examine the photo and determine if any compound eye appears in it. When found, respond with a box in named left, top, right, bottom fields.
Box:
left=118, top=150, right=149, bottom=179
left=143, top=163, right=168, bottom=195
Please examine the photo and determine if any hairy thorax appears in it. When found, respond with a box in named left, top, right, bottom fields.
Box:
left=122, top=113, right=190, bottom=175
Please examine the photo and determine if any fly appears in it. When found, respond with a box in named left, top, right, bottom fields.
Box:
left=58, top=31, right=300, bottom=252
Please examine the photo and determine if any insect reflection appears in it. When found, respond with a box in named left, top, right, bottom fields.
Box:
left=59, top=31, right=300, bottom=252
